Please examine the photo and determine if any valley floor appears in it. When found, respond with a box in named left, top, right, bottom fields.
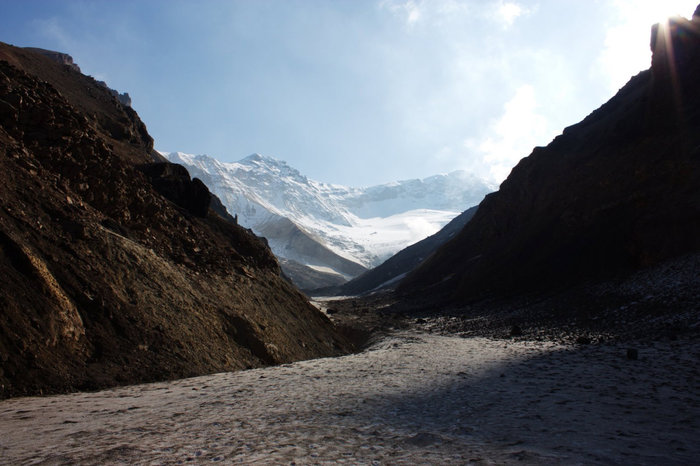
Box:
left=1, top=331, right=698, bottom=465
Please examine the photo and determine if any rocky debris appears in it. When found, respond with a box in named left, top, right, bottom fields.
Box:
left=0, top=44, right=152, bottom=164
left=327, top=251, right=700, bottom=347
left=0, top=42, right=351, bottom=399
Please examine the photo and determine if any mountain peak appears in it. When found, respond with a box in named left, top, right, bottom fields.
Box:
left=241, top=153, right=281, bottom=165
left=242, top=152, right=265, bottom=162
left=238, top=153, right=307, bottom=184
left=165, top=150, right=494, bottom=276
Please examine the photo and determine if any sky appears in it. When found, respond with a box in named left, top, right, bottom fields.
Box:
left=1, top=0, right=697, bottom=186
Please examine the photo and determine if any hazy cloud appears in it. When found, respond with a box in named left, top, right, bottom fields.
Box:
left=466, top=84, right=549, bottom=183
left=379, top=0, right=422, bottom=26
left=496, top=1, right=528, bottom=28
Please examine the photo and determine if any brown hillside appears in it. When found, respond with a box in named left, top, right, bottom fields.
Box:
left=0, top=43, right=349, bottom=398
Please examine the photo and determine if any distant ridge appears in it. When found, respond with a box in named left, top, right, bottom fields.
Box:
left=163, top=151, right=493, bottom=289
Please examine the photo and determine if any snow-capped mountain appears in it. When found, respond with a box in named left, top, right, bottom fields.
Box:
left=162, top=151, right=494, bottom=284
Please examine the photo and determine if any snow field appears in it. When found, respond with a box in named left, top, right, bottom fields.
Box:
left=1, top=332, right=697, bottom=464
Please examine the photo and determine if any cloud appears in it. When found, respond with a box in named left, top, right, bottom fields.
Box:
left=380, top=0, right=528, bottom=28
left=466, top=84, right=549, bottom=183
left=406, top=2, right=421, bottom=24
left=31, top=17, right=75, bottom=51
left=379, top=0, right=422, bottom=26
left=496, top=1, right=526, bottom=28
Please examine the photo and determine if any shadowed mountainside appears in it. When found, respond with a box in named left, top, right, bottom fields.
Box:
left=400, top=11, right=700, bottom=304
left=254, top=215, right=368, bottom=283
left=0, top=43, right=350, bottom=398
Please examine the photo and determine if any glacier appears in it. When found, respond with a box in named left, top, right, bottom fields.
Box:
left=161, top=151, right=494, bottom=278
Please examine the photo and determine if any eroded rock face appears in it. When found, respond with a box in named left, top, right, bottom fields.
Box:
left=0, top=42, right=350, bottom=398
left=400, top=6, right=700, bottom=303
left=96, top=80, right=132, bottom=107
left=22, top=47, right=81, bottom=73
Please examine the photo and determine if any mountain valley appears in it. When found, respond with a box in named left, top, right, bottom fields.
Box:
left=1, top=5, right=700, bottom=465
left=163, top=151, right=493, bottom=289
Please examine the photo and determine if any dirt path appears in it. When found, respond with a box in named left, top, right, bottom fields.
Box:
left=1, top=332, right=697, bottom=465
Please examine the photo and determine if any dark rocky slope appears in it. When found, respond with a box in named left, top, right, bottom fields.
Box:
left=0, top=43, right=349, bottom=398
left=400, top=10, right=700, bottom=306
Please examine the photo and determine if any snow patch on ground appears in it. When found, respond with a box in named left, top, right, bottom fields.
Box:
left=305, top=265, right=347, bottom=276
left=1, top=332, right=697, bottom=464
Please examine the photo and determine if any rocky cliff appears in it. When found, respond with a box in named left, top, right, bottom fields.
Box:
left=400, top=9, right=700, bottom=304
left=22, top=47, right=81, bottom=73
left=0, top=43, right=349, bottom=398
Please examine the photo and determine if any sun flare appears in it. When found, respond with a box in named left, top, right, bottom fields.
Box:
left=597, top=0, right=697, bottom=92
left=632, top=0, right=695, bottom=27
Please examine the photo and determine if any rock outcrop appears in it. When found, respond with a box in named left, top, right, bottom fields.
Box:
left=138, top=162, right=211, bottom=218
left=22, top=47, right=81, bottom=73
left=96, top=80, right=132, bottom=107
left=400, top=8, right=700, bottom=303
left=0, top=42, right=349, bottom=398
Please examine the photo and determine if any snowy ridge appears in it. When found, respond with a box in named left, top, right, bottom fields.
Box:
left=161, top=151, right=494, bottom=271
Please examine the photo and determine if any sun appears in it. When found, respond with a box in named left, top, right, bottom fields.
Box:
left=597, top=0, right=697, bottom=92
left=636, top=0, right=695, bottom=26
